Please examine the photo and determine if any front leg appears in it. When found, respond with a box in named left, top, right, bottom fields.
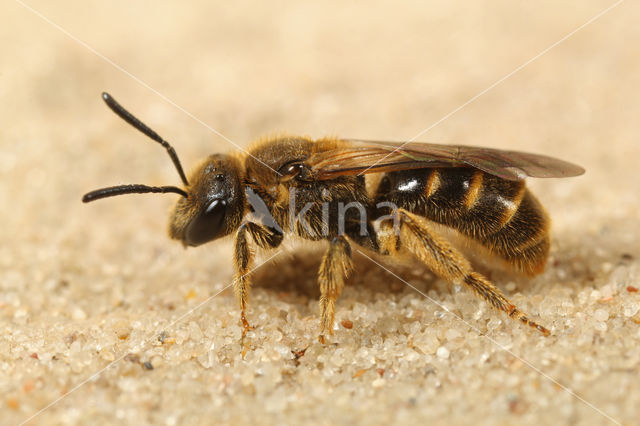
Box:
left=233, top=222, right=283, bottom=336
left=318, top=236, right=354, bottom=343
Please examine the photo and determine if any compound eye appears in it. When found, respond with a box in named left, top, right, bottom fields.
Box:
left=184, top=198, right=227, bottom=246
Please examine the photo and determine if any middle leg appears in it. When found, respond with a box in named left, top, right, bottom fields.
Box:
left=317, top=236, right=354, bottom=343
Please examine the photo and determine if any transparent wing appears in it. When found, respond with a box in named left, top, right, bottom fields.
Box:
left=307, top=139, right=585, bottom=181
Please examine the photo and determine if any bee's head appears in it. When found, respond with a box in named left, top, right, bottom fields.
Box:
left=82, top=93, right=245, bottom=247
left=168, top=154, right=244, bottom=246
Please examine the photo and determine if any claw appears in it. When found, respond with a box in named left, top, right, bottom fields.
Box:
left=240, top=310, right=255, bottom=359
left=241, top=310, right=254, bottom=336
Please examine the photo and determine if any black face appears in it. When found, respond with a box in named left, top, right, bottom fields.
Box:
left=184, top=178, right=230, bottom=246
left=169, top=154, right=245, bottom=247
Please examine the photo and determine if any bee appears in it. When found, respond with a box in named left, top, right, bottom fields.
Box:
left=84, top=93, right=584, bottom=341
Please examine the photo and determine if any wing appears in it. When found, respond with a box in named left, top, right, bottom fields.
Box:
left=307, top=139, right=585, bottom=181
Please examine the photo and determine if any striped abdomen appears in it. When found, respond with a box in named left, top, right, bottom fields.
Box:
left=374, top=168, right=550, bottom=274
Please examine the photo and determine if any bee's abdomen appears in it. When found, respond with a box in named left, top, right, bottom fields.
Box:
left=375, top=168, right=550, bottom=274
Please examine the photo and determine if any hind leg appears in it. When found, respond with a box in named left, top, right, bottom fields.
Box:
left=378, top=209, right=549, bottom=336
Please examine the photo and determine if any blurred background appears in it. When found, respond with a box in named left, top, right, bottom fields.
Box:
left=2, top=1, right=638, bottom=250
left=1, top=1, right=638, bottom=424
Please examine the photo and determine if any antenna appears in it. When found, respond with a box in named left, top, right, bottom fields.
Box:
left=101, top=92, right=189, bottom=186
left=82, top=184, right=188, bottom=203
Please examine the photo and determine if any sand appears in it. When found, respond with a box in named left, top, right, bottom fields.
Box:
left=1, top=1, right=639, bottom=425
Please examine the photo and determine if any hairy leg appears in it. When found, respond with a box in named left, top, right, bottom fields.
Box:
left=233, top=222, right=283, bottom=336
left=318, top=236, right=354, bottom=343
left=381, top=209, right=549, bottom=336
